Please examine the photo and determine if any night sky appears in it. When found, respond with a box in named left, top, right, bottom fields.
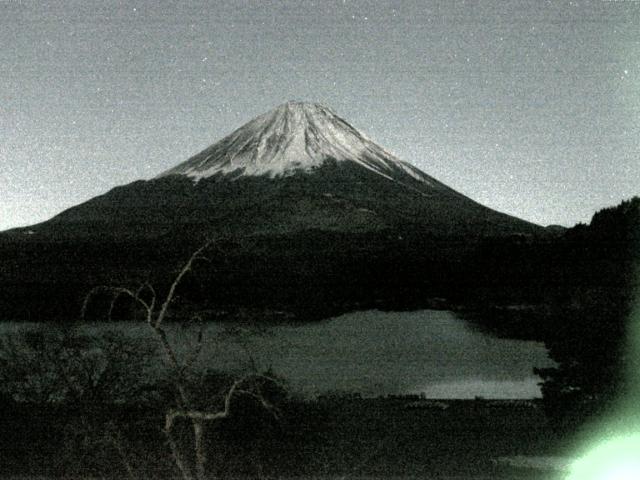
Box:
left=2, top=0, right=639, bottom=231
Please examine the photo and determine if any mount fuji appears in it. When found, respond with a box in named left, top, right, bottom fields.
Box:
left=1, top=101, right=544, bottom=322
left=13, top=101, right=538, bottom=240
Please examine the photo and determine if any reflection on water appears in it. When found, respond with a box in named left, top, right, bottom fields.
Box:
left=1, top=310, right=554, bottom=398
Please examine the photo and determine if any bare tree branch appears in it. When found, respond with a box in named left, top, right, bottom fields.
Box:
left=183, top=315, right=205, bottom=373
left=82, top=285, right=153, bottom=322
left=79, top=238, right=284, bottom=480
left=155, top=240, right=213, bottom=329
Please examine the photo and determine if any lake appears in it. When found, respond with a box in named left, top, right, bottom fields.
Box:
left=2, top=309, right=554, bottom=399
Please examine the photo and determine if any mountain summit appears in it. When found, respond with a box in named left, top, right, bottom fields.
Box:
left=159, top=101, right=430, bottom=184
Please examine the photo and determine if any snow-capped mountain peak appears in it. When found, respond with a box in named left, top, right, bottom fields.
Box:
left=158, top=101, right=429, bottom=183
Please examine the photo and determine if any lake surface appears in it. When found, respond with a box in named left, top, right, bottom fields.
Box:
left=2, top=310, right=554, bottom=399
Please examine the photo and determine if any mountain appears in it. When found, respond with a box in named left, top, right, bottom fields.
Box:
left=0, top=101, right=544, bottom=322
left=10, top=101, right=538, bottom=240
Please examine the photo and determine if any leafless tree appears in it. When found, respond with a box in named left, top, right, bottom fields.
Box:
left=0, top=326, right=157, bottom=404
left=83, top=240, right=284, bottom=480
left=0, top=325, right=161, bottom=478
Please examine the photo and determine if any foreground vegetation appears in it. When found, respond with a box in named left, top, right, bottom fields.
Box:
left=0, top=393, right=569, bottom=479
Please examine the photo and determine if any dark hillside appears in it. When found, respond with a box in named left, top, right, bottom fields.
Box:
left=462, top=197, right=639, bottom=427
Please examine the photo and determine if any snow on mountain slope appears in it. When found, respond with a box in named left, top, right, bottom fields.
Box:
left=158, top=101, right=433, bottom=185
